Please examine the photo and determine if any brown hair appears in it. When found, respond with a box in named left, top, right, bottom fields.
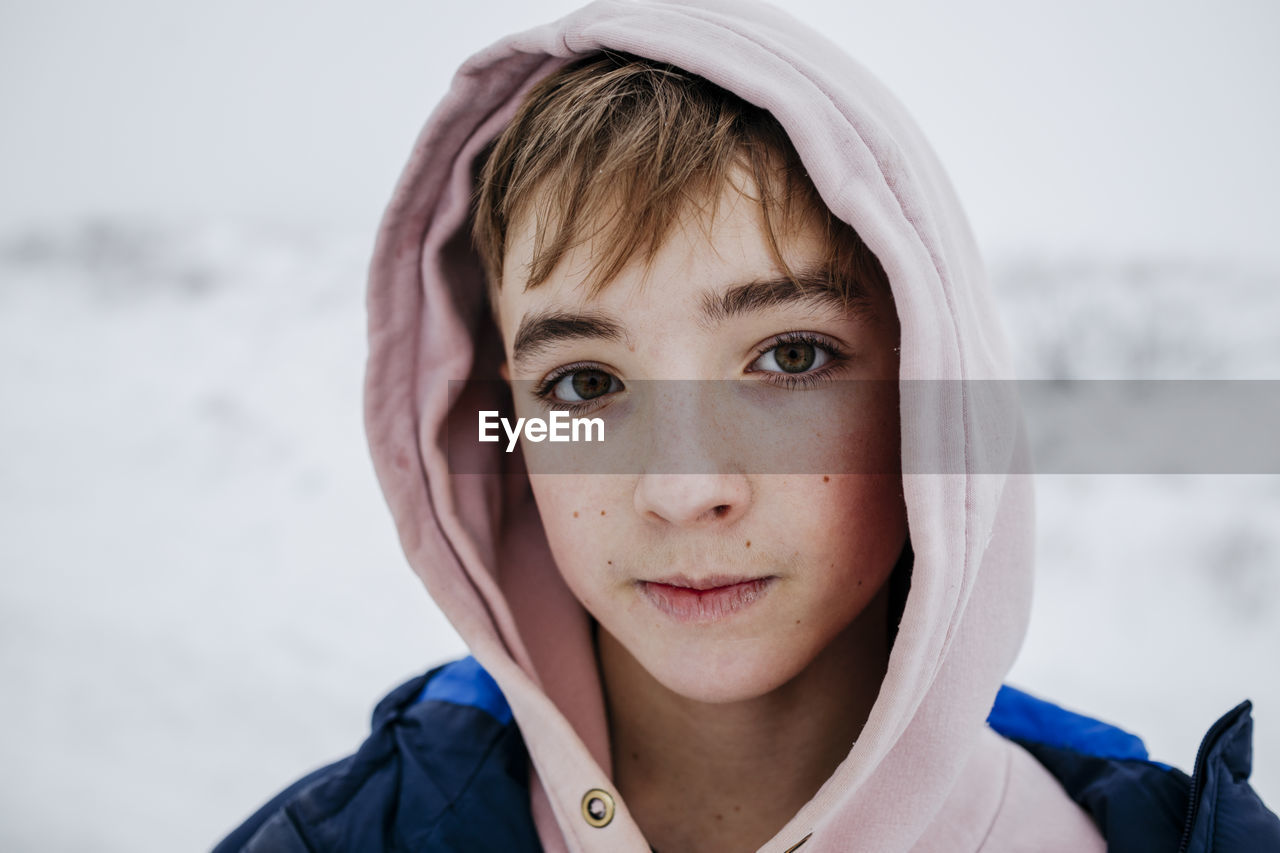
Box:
left=472, top=51, right=888, bottom=305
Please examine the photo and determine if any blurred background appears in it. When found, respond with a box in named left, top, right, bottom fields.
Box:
left=2, top=1, right=1277, bottom=850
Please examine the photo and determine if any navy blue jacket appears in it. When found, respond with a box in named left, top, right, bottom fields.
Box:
left=214, top=657, right=1280, bottom=852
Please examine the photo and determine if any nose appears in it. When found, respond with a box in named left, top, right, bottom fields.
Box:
left=630, top=380, right=752, bottom=526
left=633, top=473, right=751, bottom=527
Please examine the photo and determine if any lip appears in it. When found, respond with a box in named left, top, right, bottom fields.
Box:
left=637, top=575, right=776, bottom=623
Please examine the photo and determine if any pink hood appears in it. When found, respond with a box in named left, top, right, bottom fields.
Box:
left=364, top=1, right=1102, bottom=850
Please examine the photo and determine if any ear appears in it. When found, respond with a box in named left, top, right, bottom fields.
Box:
left=499, top=361, right=511, bottom=384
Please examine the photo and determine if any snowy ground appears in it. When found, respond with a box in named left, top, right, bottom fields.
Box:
left=1, top=222, right=1276, bottom=851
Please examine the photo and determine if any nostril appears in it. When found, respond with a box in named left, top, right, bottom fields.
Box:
left=634, top=474, right=751, bottom=527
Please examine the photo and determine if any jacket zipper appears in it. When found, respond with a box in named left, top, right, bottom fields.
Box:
left=1175, top=702, right=1247, bottom=853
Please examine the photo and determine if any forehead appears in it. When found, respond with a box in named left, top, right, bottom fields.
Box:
left=495, top=173, right=828, bottom=335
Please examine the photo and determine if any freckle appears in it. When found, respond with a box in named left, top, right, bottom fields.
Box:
left=715, top=814, right=724, bottom=822
left=823, top=475, right=830, bottom=483
left=733, top=805, right=741, bottom=813
left=857, top=579, right=863, bottom=587
left=794, top=619, right=801, bottom=625
left=631, top=751, right=639, bottom=761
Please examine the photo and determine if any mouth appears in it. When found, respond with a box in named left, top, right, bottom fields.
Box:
left=637, top=575, right=776, bottom=623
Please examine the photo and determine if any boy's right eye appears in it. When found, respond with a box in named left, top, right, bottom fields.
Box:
left=539, top=367, right=624, bottom=405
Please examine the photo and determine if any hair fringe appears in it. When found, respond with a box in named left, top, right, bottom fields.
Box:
left=472, top=51, right=888, bottom=311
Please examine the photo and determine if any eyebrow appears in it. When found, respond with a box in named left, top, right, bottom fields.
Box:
left=512, top=309, right=626, bottom=368
left=511, top=270, right=868, bottom=368
left=699, top=270, right=868, bottom=326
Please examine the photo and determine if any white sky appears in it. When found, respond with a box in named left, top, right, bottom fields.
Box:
left=2, top=0, right=1279, bottom=263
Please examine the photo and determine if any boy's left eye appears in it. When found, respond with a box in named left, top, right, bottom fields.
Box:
left=751, top=339, right=832, bottom=374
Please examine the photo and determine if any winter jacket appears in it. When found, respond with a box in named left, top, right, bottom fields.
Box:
left=216, top=0, right=1280, bottom=850
left=215, top=657, right=1279, bottom=852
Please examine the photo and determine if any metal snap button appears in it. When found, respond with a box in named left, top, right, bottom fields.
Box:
left=581, top=788, right=615, bottom=827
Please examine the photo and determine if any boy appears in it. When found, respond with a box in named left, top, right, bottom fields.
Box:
left=216, top=2, right=1279, bottom=851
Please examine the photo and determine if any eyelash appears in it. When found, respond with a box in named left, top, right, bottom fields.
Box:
left=533, top=361, right=619, bottom=417
left=747, top=332, right=850, bottom=389
left=531, top=333, right=850, bottom=415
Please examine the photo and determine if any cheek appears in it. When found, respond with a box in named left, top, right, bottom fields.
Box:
left=526, top=473, right=627, bottom=599
left=761, top=383, right=899, bottom=477
left=797, top=474, right=907, bottom=590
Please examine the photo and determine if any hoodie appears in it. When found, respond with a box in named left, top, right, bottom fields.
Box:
left=359, top=1, right=1091, bottom=849
left=218, top=2, right=1279, bottom=851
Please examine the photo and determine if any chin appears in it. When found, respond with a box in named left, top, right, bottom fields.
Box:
left=642, top=636, right=810, bottom=705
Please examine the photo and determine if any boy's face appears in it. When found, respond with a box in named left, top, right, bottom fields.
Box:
left=495, top=173, right=907, bottom=704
